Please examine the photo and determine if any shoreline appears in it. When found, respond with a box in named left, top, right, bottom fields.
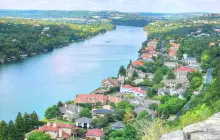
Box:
left=0, top=28, right=116, bottom=65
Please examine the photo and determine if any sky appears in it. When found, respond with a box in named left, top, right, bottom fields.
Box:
left=1, top=0, right=220, bottom=13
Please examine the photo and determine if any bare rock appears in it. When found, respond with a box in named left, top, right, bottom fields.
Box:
left=160, top=130, right=184, bottom=140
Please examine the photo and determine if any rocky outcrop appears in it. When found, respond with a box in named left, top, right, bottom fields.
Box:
left=160, top=112, right=220, bottom=140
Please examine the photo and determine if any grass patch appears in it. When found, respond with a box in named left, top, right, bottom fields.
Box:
left=41, top=118, right=75, bottom=125
left=151, top=95, right=163, bottom=101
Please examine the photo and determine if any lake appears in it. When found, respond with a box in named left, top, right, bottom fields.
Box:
left=0, top=26, right=147, bottom=122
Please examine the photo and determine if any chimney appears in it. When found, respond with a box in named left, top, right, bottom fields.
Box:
left=47, top=122, right=51, bottom=126
left=53, top=123, right=57, bottom=128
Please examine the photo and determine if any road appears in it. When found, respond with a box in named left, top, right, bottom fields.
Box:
left=174, top=67, right=213, bottom=120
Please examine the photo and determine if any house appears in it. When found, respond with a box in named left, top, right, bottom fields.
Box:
left=129, top=97, right=160, bottom=107
left=74, top=94, right=121, bottom=105
left=86, top=129, right=104, bottom=140
left=75, top=117, right=92, bottom=128
left=188, top=62, right=201, bottom=71
left=111, top=121, right=125, bottom=130
left=120, top=85, right=146, bottom=97
left=143, top=58, right=154, bottom=62
left=175, top=67, right=195, bottom=80
left=183, top=56, right=197, bottom=65
left=126, top=67, right=146, bottom=79
left=158, top=88, right=185, bottom=96
left=59, top=104, right=82, bottom=121
left=35, top=122, right=75, bottom=140
left=133, top=60, right=144, bottom=67
left=92, top=109, right=114, bottom=117
left=162, top=79, right=189, bottom=89
left=164, top=61, right=178, bottom=69
left=101, top=78, right=120, bottom=92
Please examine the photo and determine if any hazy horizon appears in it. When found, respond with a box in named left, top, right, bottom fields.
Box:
left=1, top=0, right=220, bottom=13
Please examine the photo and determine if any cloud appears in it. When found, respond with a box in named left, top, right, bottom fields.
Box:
left=0, top=0, right=219, bottom=13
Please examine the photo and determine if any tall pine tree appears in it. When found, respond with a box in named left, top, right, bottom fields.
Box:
left=8, top=120, right=17, bottom=140
left=15, top=112, right=25, bottom=140
left=23, top=113, right=31, bottom=132
left=0, top=120, right=8, bottom=140
left=30, top=111, right=39, bottom=129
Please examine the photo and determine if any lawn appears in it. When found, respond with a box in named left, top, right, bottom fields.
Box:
left=41, top=118, right=75, bottom=125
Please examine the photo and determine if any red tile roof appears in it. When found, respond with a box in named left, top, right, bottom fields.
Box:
left=86, top=129, right=104, bottom=137
left=62, top=131, right=70, bottom=139
left=177, top=67, right=195, bottom=72
left=122, top=84, right=133, bottom=88
left=74, top=94, right=121, bottom=104
left=133, top=60, right=144, bottom=66
left=132, top=87, right=146, bottom=94
left=39, top=125, right=59, bottom=132
left=57, top=123, right=73, bottom=129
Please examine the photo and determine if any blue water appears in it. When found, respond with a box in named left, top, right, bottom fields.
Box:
left=0, top=26, right=146, bottom=122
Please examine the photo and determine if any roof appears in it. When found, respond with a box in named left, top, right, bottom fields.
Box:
left=39, top=125, right=59, bottom=132
left=75, top=117, right=92, bottom=123
left=122, top=84, right=133, bottom=89
left=184, top=57, right=196, bottom=60
left=93, top=109, right=114, bottom=115
left=74, top=94, right=121, bottom=104
left=112, top=121, right=125, bottom=128
left=133, top=60, right=144, bottom=67
left=86, top=129, right=104, bottom=137
left=177, top=67, right=195, bottom=72
left=132, top=87, right=146, bottom=94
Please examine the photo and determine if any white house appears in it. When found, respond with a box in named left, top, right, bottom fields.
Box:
left=120, top=85, right=146, bottom=97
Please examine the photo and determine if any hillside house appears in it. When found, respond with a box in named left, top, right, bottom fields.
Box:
left=120, top=85, right=146, bottom=97
left=33, top=122, right=75, bottom=140
left=86, top=129, right=104, bottom=140
left=101, top=78, right=120, bottom=92
left=59, top=104, right=82, bottom=121
left=111, top=121, right=125, bottom=130
left=164, top=61, right=178, bottom=69
left=75, top=117, right=92, bottom=128
left=74, top=94, right=121, bottom=105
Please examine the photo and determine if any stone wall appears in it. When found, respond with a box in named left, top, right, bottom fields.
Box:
left=160, top=112, right=220, bottom=140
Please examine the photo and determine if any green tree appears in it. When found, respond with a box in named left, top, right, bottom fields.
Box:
left=117, top=101, right=134, bottom=110
left=123, top=109, right=136, bottom=124
left=123, top=125, right=137, bottom=140
left=137, top=110, right=150, bottom=120
left=27, top=131, right=50, bottom=140
left=0, top=120, right=8, bottom=140
left=30, top=111, right=39, bottom=129
left=110, top=102, right=117, bottom=109
left=132, top=71, right=139, bottom=80
left=23, top=113, right=31, bottom=132
left=114, top=109, right=126, bottom=121
left=118, top=66, right=126, bottom=76
left=154, top=69, right=163, bottom=83
left=167, top=70, right=176, bottom=79
left=79, top=108, right=91, bottom=118
left=7, top=121, right=17, bottom=140
left=77, top=129, right=87, bottom=137
left=15, top=112, right=25, bottom=140
left=44, top=105, right=59, bottom=119
left=190, top=77, right=203, bottom=90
